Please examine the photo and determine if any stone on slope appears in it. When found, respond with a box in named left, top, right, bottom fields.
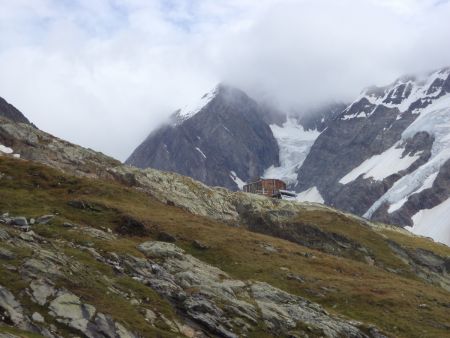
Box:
left=29, top=279, right=56, bottom=306
left=0, top=247, right=15, bottom=260
left=0, top=285, right=26, bottom=328
left=11, top=217, right=27, bottom=227
left=36, top=215, right=55, bottom=225
left=49, top=292, right=96, bottom=333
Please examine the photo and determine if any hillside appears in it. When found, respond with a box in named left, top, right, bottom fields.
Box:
left=1, top=103, right=450, bottom=337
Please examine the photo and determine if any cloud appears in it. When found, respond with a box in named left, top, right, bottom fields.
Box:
left=0, top=0, right=449, bottom=160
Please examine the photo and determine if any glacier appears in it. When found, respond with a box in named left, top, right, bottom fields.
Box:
left=263, top=118, right=320, bottom=186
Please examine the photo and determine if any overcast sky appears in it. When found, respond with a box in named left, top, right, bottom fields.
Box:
left=0, top=0, right=450, bottom=161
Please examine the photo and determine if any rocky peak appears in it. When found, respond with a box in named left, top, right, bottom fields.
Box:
left=0, top=97, right=33, bottom=125
left=126, top=84, right=280, bottom=191
left=356, top=67, right=450, bottom=114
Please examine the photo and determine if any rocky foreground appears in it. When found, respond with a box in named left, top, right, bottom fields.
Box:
left=1, top=115, right=450, bottom=337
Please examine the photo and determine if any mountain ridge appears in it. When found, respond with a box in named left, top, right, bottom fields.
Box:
left=126, top=84, right=280, bottom=190
left=295, top=66, right=450, bottom=245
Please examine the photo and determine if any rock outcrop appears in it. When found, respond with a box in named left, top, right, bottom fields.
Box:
left=0, top=97, right=32, bottom=125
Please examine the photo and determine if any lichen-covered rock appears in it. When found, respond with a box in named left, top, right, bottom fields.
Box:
left=129, top=241, right=375, bottom=337
left=49, top=291, right=96, bottom=333
left=36, top=215, right=55, bottom=225
left=0, top=247, right=15, bottom=260
left=29, top=279, right=56, bottom=306
left=0, top=285, right=25, bottom=327
left=47, top=291, right=137, bottom=338
left=138, top=241, right=185, bottom=259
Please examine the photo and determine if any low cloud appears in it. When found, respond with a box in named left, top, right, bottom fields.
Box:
left=0, top=0, right=449, bottom=160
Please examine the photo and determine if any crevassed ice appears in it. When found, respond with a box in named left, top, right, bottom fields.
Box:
left=364, top=94, right=450, bottom=219
left=339, top=143, right=420, bottom=185
left=387, top=172, right=438, bottom=213
left=263, top=118, right=320, bottom=186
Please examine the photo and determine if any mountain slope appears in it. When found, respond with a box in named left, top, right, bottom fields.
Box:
left=295, top=67, right=450, bottom=245
left=126, top=84, right=280, bottom=190
left=2, top=97, right=450, bottom=337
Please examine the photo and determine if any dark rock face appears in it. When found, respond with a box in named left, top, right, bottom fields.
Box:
left=126, top=84, right=280, bottom=190
left=294, top=102, right=347, bottom=132
left=0, top=97, right=32, bottom=125
left=296, top=100, right=418, bottom=206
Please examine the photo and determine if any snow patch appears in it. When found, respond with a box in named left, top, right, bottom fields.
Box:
left=230, top=171, right=246, bottom=190
left=405, top=197, right=450, bottom=246
left=263, top=118, right=320, bottom=186
left=0, top=144, right=13, bottom=154
left=174, top=86, right=218, bottom=124
left=339, top=143, right=420, bottom=185
left=195, top=147, right=207, bottom=159
left=296, top=186, right=324, bottom=204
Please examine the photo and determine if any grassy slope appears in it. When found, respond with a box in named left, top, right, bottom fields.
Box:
left=1, top=156, right=450, bottom=337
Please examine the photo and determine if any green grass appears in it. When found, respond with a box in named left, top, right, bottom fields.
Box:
left=1, top=156, right=450, bottom=337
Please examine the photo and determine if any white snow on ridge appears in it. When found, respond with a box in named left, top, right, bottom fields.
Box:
left=195, top=147, right=207, bottom=159
left=365, top=94, right=450, bottom=221
left=339, top=143, right=420, bottom=185
left=341, top=111, right=370, bottom=120
left=363, top=68, right=450, bottom=113
left=263, top=118, right=320, bottom=186
left=406, top=197, right=450, bottom=246
left=296, top=186, right=324, bottom=204
left=230, top=171, right=246, bottom=190
left=174, top=86, right=218, bottom=124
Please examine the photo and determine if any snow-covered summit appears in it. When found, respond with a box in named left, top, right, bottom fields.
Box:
left=341, top=67, right=450, bottom=121
left=171, top=85, right=220, bottom=125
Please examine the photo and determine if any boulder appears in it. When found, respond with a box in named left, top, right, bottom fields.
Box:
left=36, top=215, right=55, bottom=225
left=49, top=292, right=96, bottom=333
left=158, top=231, right=177, bottom=243
left=0, top=285, right=25, bottom=327
left=192, top=240, right=209, bottom=250
left=12, top=217, right=27, bottom=227
left=31, top=312, right=45, bottom=323
left=0, top=247, right=15, bottom=260
left=138, top=241, right=184, bottom=258
left=0, top=228, right=10, bottom=241
left=29, top=279, right=56, bottom=306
